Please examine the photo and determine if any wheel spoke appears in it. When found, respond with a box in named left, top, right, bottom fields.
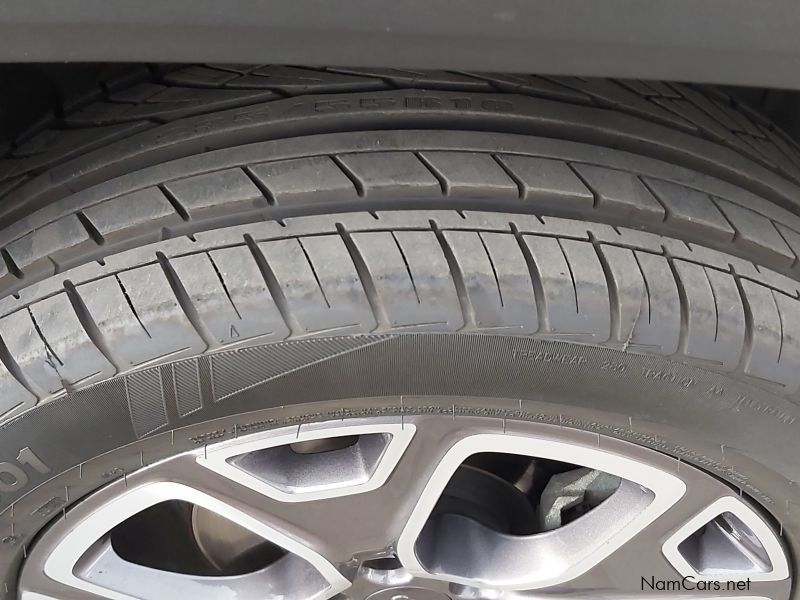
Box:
left=180, top=416, right=468, bottom=564
left=557, top=467, right=790, bottom=598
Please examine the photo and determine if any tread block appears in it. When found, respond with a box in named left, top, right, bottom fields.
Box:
left=336, top=152, right=441, bottom=199
left=599, top=245, right=681, bottom=354
left=642, top=178, right=735, bottom=242
left=0, top=358, right=36, bottom=419
left=443, top=231, right=537, bottom=332
left=524, top=236, right=609, bottom=342
left=550, top=77, right=696, bottom=130
left=746, top=130, right=800, bottom=177
left=164, top=168, right=265, bottom=216
left=0, top=310, right=64, bottom=395
left=349, top=230, right=463, bottom=330
left=497, top=155, right=593, bottom=209
left=672, top=260, right=745, bottom=370
left=714, top=199, right=795, bottom=267
left=230, top=66, right=386, bottom=93
left=0, top=295, right=115, bottom=396
left=631, top=252, right=683, bottom=354
left=248, top=156, right=357, bottom=205
left=117, top=87, right=278, bottom=122
left=62, top=102, right=136, bottom=127
left=762, top=128, right=800, bottom=172
left=162, top=66, right=241, bottom=87
left=83, top=187, right=181, bottom=239
left=259, top=236, right=376, bottom=335
left=775, top=224, right=800, bottom=267
left=472, top=73, right=592, bottom=102
left=651, top=97, right=747, bottom=150
left=78, top=268, right=206, bottom=367
left=6, top=214, right=90, bottom=272
left=418, top=152, right=518, bottom=198
left=741, top=281, right=800, bottom=392
left=10, top=121, right=152, bottom=175
left=331, top=68, right=493, bottom=91
left=28, top=293, right=116, bottom=388
left=107, top=82, right=167, bottom=104
left=170, top=249, right=289, bottom=346
left=570, top=164, right=665, bottom=221
left=616, top=79, right=681, bottom=99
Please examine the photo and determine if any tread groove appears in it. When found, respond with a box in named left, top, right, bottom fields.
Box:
left=663, top=248, right=690, bottom=355
left=206, top=252, right=242, bottom=320
left=556, top=238, right=579, bottom=313
left=772, top=222, right=800, bottom=269
left=491, top=154, right=525, bottom=200
left=391, top=232, right=421, bottom=305
left=155, top=251, right=217, bottom=349
left=415, top=151, right=450, bottom=195
left=590, top=237, right=621, bottom=343
left=114, top=273, right=151, bottom=338
left=631, top=251, right=653, bottom=324
left=732, top=266, right=756, bottom=373
left=709, top=195, right=741, bottom=243
left=63, top=279, right=123, bottom=371
left=335, top=223, right=388, bottom=328
left=296, top=238, right=330, bottom=308
left=510, top=222, right=546, bottom=332
left=76, top=211, right=105, bottom=246
left=330, top=155, right=365, bottom=197
left=771, top=288, right=785, bottom=363
left=26, top=306, right=63, bottom=366
left=566, top=162, right=599, bottom=208
left=704, top=266, right=721, bottom=343
left=0, top=332, right=43, bottom=399
left=637, top=176, right=671, bottom=223
left=478, top=232, right=504, bottom=307
left=243, top=233, right=297, bottom=334
left=1, top=249, right=23, bottom=279
left=241, top=166, right=276, bottom=206
left=430, top=220, right=473, bottom=329
left=159, top=184, right=191, bottom=222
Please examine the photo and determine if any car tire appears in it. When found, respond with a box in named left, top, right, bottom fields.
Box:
left=1, top=66, right=799, bottom=599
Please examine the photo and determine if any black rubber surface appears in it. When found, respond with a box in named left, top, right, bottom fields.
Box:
left=4, top=65, right=800, bottom=224
left=3, top=131, right=800, bottom=418
left=2, top=66, right=800, bottom=414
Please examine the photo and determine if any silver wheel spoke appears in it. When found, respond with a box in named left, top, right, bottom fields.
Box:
left=185, top=417, right=465, bottom=563
left=559, top=475, right=790, bottom=598
left=396, top=421, right=687, bottom=590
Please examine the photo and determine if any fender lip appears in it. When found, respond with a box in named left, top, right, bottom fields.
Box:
left=0, top=0, right=799, bottom=89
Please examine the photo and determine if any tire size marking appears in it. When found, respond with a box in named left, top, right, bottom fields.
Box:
left=0, top=447, right=50, bottom=493
left=600, top=361, right=627, bottom=372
